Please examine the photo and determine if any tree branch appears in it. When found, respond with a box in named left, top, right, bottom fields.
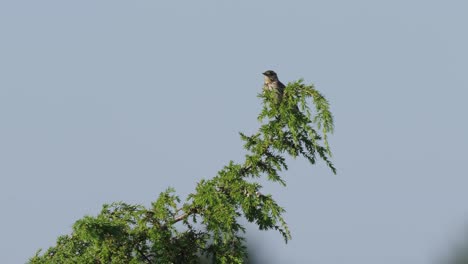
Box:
left=136, top=247, right=152, bottom=264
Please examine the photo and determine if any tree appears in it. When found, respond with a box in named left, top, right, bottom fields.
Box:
left=29, top=79, right=336, bottom=264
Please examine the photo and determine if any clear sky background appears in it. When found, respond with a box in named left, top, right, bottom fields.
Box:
left=1, top=1, right=467, bottom=263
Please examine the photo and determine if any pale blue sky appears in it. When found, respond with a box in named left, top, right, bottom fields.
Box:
left=1, top=1, right=467, bottom=263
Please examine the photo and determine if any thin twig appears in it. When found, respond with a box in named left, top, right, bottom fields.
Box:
left=136, top=247, right=152, bottom=264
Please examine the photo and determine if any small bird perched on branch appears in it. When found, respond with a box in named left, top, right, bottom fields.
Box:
left=263, top=70, right=285, bottom=103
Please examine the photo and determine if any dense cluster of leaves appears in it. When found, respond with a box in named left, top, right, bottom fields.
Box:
left=30, top=80, right=335, bottom=263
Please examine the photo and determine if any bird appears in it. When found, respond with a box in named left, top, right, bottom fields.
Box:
left=262, top=70, right=285, bottom=103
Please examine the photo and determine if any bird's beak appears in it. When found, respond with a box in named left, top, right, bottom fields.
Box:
left=262, top=72, right=268, bottom=76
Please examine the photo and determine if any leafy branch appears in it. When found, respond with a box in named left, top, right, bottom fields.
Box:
left=29, top=79, right=335, bottom=264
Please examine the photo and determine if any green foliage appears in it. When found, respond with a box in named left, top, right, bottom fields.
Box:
left=29, top=80, right=335, bottom=263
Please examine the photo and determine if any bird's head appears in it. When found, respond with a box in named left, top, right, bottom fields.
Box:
left=263, top=70, right=278, bottom=82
